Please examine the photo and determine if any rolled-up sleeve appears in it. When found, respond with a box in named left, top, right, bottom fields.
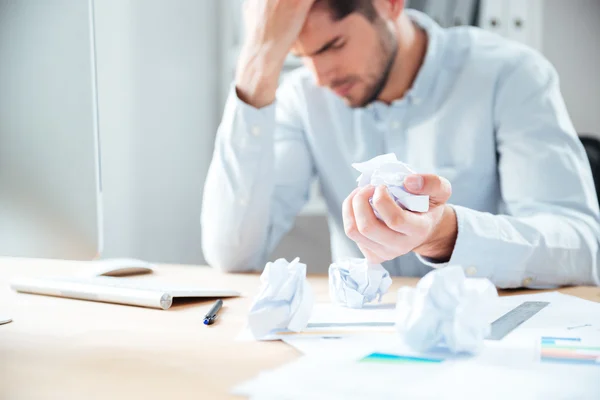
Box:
left=418, top=52, right=600, bottom=288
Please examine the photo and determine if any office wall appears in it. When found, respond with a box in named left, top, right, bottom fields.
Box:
left=543, top=0, right=600, bottom=137
left=94, top=0, right=219, bottom=264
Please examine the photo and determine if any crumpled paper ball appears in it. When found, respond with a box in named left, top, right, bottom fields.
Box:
left=395, top=266, right=498, bottom=354
left=352, top=153, right=429, bottom=213
left=329, top=258, right=393, bottom=309
left=248, top=257, right=314, bottom=340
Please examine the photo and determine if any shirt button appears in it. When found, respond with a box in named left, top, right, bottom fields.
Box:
left=412, top=97, right=422, bottom=105
left=465, top=266, right=477, bottom=276
left=391, top=121, right=400, bottom=129
left=239, top=197, right=248, bottom=206
left=522, top=277, right=533, bottom=286
left=251, top=126, right=261, bottom=137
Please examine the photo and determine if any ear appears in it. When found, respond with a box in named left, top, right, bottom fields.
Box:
left=373, top=0, right=405, bottom=20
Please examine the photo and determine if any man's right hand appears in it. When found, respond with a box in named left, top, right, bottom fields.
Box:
left=235, top=0, right=316, bottom=108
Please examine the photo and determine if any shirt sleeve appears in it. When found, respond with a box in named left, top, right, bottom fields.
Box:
left=201, top=82, right=315, bottom=272
left=417, top=52, right=600, bottom=289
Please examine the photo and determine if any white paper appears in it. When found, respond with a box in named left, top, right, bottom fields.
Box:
left=309, top=302, right=396, bottom=325
left=277, top=292, right=600, bottom=356
left=329, top=258, right=392, bottom=308
left=252, top=302, right=396, bottom=342
left=281, top=335, right=380, bottom=360
left=233, top=351, right=600, bottom=400
left=396, top=266, right=498, bottom=354
left=247, top=257, right=314, bottom=340
left=352, top=153, right=429, bottom=213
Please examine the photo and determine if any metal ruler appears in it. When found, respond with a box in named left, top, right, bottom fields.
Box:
left=487, top=301, right=550, bottom=340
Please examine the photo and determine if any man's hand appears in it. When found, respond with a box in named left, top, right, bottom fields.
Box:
left=236, top=0, right=316, bottom=108
left=342, top=174, right=458, bottom=264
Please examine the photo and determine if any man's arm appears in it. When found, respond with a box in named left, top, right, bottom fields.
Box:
left=429, top=53, right=600, bottom=288
left=342, top=51, right=600, bottom=288
left=201, top=0, right=317, bottom=272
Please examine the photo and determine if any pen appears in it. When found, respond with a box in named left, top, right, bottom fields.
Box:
left=203, top=299, right=223, bottom=326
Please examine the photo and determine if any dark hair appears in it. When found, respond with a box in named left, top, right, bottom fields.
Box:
left=317, top=0, right=378, bottom=22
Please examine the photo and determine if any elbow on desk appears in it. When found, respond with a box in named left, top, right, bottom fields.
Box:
left=200, top=214, right=260, bottom=273
left=202, top=239, right=261, bottom=273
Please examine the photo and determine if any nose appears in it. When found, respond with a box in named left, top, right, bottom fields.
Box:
left=307, top=55, right=335, bottom=88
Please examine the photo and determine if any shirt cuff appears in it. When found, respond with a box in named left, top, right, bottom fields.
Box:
left=415, top=205, right=531, bottom=288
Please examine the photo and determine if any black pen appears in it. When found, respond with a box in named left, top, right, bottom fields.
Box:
left=203, top=299, right=223, bottom=326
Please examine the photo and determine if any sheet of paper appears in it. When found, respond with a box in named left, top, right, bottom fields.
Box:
left=329, top=258, right=392, bottom=308
left=486, top=292, right=600, bottom=334
left=396, top=266, right=498, bottom=354
left=237, top=303, right=395, bottom=341
left=280, top=329, right=541, bottom=366
left=351, top=153, right=430, bottom=213
left=270, top=303, right=397, bottom=340
left=247, top=257, right=314, bottom=340
left=274, top=292, right=600, bottom=354
left=233, top=352, right=600, bottom=399
left=236, top=292, right=600, bottom=399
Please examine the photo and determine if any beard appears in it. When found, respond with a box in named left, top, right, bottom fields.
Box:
left=359, top=43, right=398, bottom=107
left=335, top=26, right=399, bottom=108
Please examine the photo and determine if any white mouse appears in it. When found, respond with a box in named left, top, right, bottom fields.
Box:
left=0, top=315, right=12, bottom=325
left=91, top=258, right=155, bottom=277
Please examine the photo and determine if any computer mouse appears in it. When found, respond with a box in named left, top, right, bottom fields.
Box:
left=0, top=315, right=12, bottom=325
left=91, top=258, right=155, bottom=277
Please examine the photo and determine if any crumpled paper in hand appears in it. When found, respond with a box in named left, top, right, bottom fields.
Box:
left=395, top=266, right=498, bottom=354
left=352, top=153, right=429, bottom=213
left=248, top=257, right=314, bottom=340
left=329, top=258, right=393, bottom=309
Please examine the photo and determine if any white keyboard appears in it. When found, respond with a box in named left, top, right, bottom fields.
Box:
left=11, top=275, right=241, bottom=310
left=58, top=276, right=208, bottom=293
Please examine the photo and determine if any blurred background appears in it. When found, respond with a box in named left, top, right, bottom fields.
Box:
left=2, top=0, right=599, bottom=271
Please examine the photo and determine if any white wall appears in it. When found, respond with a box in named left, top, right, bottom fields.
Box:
left=94, top=0, right=218, bottom=264
left=542, top=0, right=600, bottom=137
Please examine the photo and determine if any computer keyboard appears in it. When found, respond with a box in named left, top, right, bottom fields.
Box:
left=59, top=276, right=201, bottom=293
left=11, top=275, right=241, bottom=310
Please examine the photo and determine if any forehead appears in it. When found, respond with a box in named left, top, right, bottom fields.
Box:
left=292, top=6, right=354, bottom=54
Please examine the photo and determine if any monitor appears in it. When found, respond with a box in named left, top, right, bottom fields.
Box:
left=0, top=0, right=103, bottom=260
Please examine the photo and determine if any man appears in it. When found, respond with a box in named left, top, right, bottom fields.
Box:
left=202, top=0, right=600, bottom=288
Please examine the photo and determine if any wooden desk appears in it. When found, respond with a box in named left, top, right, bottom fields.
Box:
left=1, top=258, right=599, bottom=399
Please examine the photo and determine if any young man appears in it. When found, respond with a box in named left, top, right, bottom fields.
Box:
left=202, top=0, right=600, bottom=288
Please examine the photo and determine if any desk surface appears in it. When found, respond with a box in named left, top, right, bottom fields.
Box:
left=1, top=258, right=599, bottom=400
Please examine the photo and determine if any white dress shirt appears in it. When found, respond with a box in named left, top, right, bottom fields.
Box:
left=202, top=10, right=600, bottom=288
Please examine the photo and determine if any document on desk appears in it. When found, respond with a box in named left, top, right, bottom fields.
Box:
left=238, top=302, right=397, bottom=341
left=233, top=352, right=600, bottom=399
left=487, top=292, right=600, bottom=332
left=276, top=292, right=600, bottom=355
left=235, top=292, right=600, bottom=398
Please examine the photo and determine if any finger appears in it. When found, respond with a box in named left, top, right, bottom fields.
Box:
left=352, top=185, right=405, bottom=246
left=357, top=243, right=386, bottom=265
left=403, top=174, right=452, bottom=205
left=343, top=186, right=396, bottom=259
left=342, top=187, right=366, bottom=243
left=372, top=185, right=429, bottom=237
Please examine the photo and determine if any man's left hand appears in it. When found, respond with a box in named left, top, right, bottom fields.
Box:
left=342, top=174, right=458, bottom=264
